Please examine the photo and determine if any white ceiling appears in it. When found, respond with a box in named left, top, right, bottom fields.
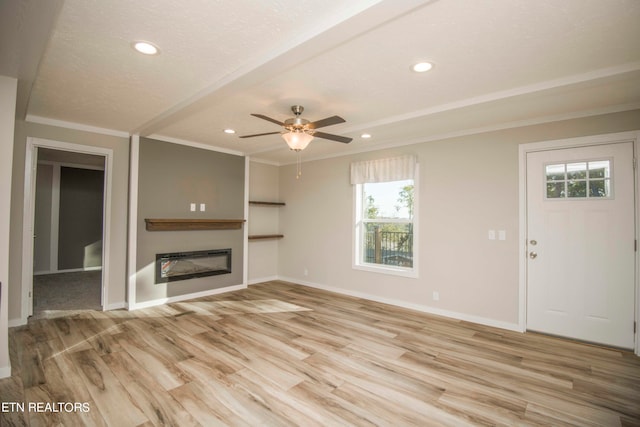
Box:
left=2, top=0, right=640, bottom=165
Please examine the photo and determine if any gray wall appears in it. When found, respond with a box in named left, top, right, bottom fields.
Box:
left=136, top=138, right=245, bottom=303
left=33, top=163, right=53, bottom=272
left=58, top=166, right=104, bottom=270
left=34, top=150, right=106, bottom=273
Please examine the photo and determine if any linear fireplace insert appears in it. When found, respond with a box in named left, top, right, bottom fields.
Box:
left=155, top=248, right=231, bottom=283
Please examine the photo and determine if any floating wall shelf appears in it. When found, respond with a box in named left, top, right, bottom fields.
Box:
left=145, top=218, right=245, bottom=231
left=248, top=200, right=285, bottom=242
left=248, top=201, right=286, bottom=206
left=248, top=234, right=284, bottom=240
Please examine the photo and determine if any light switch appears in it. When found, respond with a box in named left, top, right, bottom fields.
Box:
left=488, top=230, right=496, bottom=240
left=498, top=230, right=506, bottom=241
left=190, top=203, right=196, bottom=212
left=200, top=203, right=206, bottom=212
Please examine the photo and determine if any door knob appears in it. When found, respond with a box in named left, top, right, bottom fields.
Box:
left=529, top=251, right=537, bottom=259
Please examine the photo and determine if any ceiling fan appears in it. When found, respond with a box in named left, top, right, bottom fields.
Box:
left=239, top=105, right=352, bottom=151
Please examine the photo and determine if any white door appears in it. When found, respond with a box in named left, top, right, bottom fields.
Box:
left=526, top=141, right=635, bottom=349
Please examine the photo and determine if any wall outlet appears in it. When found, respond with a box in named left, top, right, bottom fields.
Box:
left=200, top=203, right=206, bottom=212
left=190, top=203, right=196, bottom=212
left=304, top=268, right=308, bottom=276
left=433, top=291, right=440, bottom=301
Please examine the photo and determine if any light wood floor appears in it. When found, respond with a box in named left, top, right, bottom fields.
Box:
left=1, top=281, right=639, bottom=426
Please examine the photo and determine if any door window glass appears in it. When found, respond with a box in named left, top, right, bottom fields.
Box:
left=545, top=159, right=611, bottom=199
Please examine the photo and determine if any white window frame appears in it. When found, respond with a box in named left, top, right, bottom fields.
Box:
left=352, top=165, right=419, bottom=278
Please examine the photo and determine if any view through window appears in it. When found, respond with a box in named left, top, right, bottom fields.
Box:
left=357, top=179, right=415, bottom=271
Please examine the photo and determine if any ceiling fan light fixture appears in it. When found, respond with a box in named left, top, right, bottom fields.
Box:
left=282, top=130, right=314, bottom=151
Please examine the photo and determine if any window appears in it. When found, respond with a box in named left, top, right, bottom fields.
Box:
left=545, top=159, right=612, bottom=199
left=351, top=156, right=417, bottom=277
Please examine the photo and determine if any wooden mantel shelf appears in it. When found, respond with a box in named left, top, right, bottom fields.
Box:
left=145, top=218, right=245, bottom=231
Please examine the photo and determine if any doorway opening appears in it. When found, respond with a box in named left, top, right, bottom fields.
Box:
left=33, top=148, right=105, bottom=317
left=22, top=138, right=113, bottom=322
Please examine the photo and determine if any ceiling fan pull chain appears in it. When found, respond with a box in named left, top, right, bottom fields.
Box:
left=296, top=152, right=303, bottom=179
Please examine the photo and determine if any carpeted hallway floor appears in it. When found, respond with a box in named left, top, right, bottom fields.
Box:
left=32, top=270, right=102, bottom=318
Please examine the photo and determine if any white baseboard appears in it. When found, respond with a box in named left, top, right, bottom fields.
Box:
left=247, top=275, right=278, bottom=286
left=0, top=364, right=11, bottom=379
left=277, top=276, right=521, bottom=333
left=8, top=317, right=26, bottom=328
left=105, top=301, right=126, bottom=311
left=128, top=284, right=247, bottom=310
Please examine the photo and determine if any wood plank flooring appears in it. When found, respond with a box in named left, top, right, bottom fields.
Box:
left=1, top=280, right=639, bottom=426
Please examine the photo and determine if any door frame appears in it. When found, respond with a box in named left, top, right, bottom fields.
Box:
left=518, top=130, right=639, bottom=355
left=21, top=137, right=113, bottom=323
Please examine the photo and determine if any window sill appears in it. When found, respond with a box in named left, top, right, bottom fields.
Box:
left=353, top=263, right=418, bottom=278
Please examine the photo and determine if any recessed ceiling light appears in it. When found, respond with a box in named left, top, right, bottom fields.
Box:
left=412, top=62, right=433, bottom=73
left=132, top=41, right=159, bottom=55
left=223, top=129, right=236, bottom=134
left=361, top=133, right=372, bottom=139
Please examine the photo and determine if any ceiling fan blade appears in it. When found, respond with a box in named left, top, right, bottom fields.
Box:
left=251, top=113, right=284, bottom=126
left=308, top=115, right=346, bottom=129
left=239, top=131, right=281, bottom=138
left=313, top=131, right=352, bottom=144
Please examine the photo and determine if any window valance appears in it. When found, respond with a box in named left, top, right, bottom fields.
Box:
left=350, top=155, right=416, bottom=184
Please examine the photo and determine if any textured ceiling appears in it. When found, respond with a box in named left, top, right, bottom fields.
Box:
left=2, top=0, right=640, bottom=165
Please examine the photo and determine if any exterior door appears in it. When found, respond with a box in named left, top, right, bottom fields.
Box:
left=526, top=141, right=635, bottom=348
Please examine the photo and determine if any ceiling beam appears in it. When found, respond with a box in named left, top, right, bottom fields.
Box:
left=0, top=0, right=65, bottom=120
left=132, top=0, right=436, bottom=137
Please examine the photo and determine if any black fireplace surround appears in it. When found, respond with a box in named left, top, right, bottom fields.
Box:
left=155, top=248, right=231, bottom=283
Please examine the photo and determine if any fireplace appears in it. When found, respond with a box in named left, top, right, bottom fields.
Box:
left=155, top=248, right=231, bottom=283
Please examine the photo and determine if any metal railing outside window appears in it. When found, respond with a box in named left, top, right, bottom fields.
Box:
left=364, top=226, right=413, bottom=267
